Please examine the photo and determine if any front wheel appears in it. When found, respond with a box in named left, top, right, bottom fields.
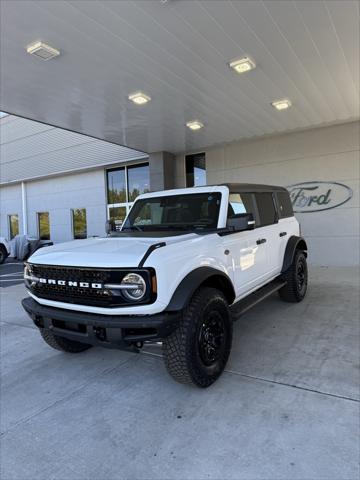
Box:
left=279, top=250, right=308, bottom=302
left=163, top=287, right=232, bottom=388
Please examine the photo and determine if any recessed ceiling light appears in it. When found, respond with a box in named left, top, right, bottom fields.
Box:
left=271, top=99, right=292, bottom=111
left=229, top=56, right=256, bottom=74
left=128, top=91, right=151, bottom=105
left=26, top=41, right=60, bottom=61
left=186, top=120, right=204, bottom=131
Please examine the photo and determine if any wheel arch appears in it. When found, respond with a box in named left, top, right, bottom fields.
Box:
left=281, top=236, right=308, bottom=273
left=165, top=267, right=235, bottom=312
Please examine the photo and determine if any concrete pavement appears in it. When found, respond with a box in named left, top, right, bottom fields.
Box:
left=0, top=266, right=359, bottom=480
left=0, top=260, right=24, bottom=288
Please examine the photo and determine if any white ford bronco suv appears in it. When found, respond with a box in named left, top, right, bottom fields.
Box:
left=22, top=184, right=308, bottom=387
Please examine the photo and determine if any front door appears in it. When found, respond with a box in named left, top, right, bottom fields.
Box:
left=223, top=193, right=268, bottom=298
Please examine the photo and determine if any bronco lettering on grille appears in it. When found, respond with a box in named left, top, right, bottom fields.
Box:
left=38, top=278, right=103, bottom=289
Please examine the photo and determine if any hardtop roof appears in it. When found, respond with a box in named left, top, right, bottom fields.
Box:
left=219, top=183, right=288, bottom=193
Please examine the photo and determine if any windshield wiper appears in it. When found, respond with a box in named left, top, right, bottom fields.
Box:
left=122, top=225, right=144, bottom=232
left=145, top=225, right=193, bottom=231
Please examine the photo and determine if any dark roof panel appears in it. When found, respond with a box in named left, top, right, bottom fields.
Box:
left=218, top=183, right=288, bottom=193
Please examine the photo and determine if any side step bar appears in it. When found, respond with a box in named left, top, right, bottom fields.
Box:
left=230, top=278, right=286, bottom=320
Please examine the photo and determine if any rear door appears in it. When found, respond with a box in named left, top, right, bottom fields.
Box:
left=253, top=192, right=281, bottom=277
left=275, top=191, right=299, bottom=264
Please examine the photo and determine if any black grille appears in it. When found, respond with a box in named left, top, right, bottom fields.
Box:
left=26, top=264, right=154, bottom=308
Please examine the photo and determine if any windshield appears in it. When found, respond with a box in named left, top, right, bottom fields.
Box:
left=122, top=192, right=222, bottom=232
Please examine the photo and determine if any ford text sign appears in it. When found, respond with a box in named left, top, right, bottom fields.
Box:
left=287, top=181, right=353, bottom=213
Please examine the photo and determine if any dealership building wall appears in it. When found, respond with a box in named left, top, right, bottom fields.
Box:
left=175, top=121, right=360, bottom=266
left=1, top=115, right=359, bottom=266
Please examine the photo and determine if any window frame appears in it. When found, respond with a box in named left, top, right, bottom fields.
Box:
left=8, top=214, right=19, bottom=239
left=71, top=208, right=87, bottom=240
left=37, top=211, right=50, bottom=240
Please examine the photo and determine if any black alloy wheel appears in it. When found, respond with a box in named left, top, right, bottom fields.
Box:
left=279, top=250, right=308, bottom=302
left=198, top=311, right=227, bottom=367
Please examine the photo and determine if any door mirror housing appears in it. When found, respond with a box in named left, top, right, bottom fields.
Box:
left=227, top=213, right=255, bottom=232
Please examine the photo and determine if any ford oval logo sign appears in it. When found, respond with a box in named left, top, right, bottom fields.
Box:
left=287, top=181, right=353, bottom=213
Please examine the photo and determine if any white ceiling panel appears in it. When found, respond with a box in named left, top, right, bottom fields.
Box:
left=0, top=0, right=358, bottom=154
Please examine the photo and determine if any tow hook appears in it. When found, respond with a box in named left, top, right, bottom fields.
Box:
left=94, top=327, right=107, bottom=342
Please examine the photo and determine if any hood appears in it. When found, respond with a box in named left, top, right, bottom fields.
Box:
left=28, top=234, right=198, bottom=268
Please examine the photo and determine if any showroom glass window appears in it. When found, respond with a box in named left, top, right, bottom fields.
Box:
left=8, top=214, right=19, bottom=239
left=127, top=164, right=150, bottom=202
left=106, top=163, right=150, bottom=226
left=37, top=212, right=50, bottom=240
left=107, top=168, right=126, bottom=204
left=71, top=209, right=87, bottom=239
left=185, top=153, right=206, bottom=187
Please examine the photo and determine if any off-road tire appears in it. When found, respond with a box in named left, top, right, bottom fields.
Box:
left=279, top=250, right=308, bottom=303
left=0, top=245, right=8, bottom=264
left=163, top=287, right=232, bottom=388
left=40, top=329, right=92, bottom=353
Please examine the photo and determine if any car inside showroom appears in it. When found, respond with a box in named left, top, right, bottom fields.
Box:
left=0, top=1, right=359, bottom=480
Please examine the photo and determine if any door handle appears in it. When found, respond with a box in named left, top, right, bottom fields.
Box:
left=256, top=238, right=267, bottom=245
left=279, top=232, right=287, bottom=237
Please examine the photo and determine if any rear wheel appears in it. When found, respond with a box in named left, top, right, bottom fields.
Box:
left=279, top=250, right=308, bottom=302
left=163, top=287, right=232, bottom=388
left=40, top=329, right=92, bottom=353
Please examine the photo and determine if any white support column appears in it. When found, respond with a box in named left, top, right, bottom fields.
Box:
left=21, top=181, right=28, bottom=235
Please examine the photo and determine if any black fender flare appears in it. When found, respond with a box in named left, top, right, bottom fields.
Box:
left=165, top=267, right=235, bottom=312
left=281, top=236, right=308, bottom=273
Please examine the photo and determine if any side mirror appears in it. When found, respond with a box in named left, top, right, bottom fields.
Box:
left=105, top=220, right=115, bottom=234
left=227, top=213, right=255, bottom=232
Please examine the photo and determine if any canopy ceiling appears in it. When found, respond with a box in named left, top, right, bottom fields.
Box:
left=1, top=0, right=359, bottom=154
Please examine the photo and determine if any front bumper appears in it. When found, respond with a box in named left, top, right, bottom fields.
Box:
left=22, top=297, right=181, bottom=350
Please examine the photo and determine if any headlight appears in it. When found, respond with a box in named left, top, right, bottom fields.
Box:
left=24, top=263, right=36, bottom=289
left=120, top=273, right=147, bottom=301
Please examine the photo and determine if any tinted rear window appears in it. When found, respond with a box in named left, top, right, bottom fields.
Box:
left=254, top=193, right=277, bottom=227
left=276, top=191, right=294, bottom=218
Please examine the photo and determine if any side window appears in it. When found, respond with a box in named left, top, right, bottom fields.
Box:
left=71, top=208, right=87, bottom=239
left=37, top=212, right=50, bottom=240
left=276, top=191, right=294, bottom=218
left=254, top=193, right=277, bottom=227
left=228, top=193, right=255, bottom=217
left=8, top=214, right=19, bottom=239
